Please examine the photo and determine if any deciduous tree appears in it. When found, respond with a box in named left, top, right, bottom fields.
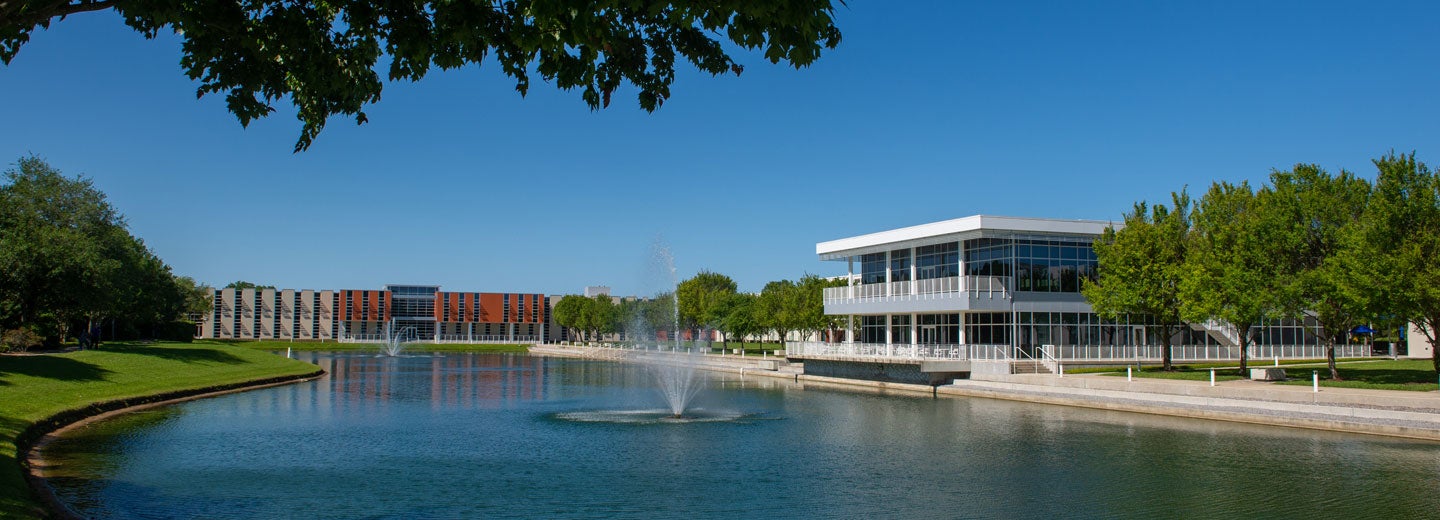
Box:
left=1262, top=164, right=1371, bottom=380
left=2, top=1, right=843, bottom=151
left=1180, top=181, right=1278, bottom=373
left=758, top=279, right=798, bottom=348
left=1084, top=191, right=1192, bottom=371
left=1351, top=151, right=1440, bottom=372
left=676, top=270, right=736, bottom=346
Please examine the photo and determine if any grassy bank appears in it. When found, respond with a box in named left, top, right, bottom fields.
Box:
left=1082, top=358, right=1438, bottom=391
left=0, top=342, right=322, bottom=518
left=209, top=339, right=531, bottom=353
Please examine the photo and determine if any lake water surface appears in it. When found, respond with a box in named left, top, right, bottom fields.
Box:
left=41, top=352, right=1440, bottom=518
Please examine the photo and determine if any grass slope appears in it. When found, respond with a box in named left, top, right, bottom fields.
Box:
left=0, top=342, right=321, bottom=518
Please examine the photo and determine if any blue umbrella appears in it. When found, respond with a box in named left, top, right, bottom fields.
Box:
left=1351, top=325, right=1376, bottom=335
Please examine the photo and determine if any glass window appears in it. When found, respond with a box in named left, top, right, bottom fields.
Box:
left=860, top=253, right=886, bottom=285
left=860, top=315, right=886, bottom=343
left=889, top=249, right=912, bottom=282
left=890, top=315, right=911, bottom=344
left=916, top=242, right=959, bottom=280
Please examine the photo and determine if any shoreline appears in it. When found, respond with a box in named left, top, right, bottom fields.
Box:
left=529, top=344, right=1440, bottom=442
left=21, top=368, right=326, bottom=520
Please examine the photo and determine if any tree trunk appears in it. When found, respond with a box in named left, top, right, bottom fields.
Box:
left=1160, top=325, right=1174, bottom=371
left=1319, top=329, right=1342, bottom=377
left=1237, top=325, right=1251, bottom=374
left=1428, top=316, right=1440, bottom=374
left=1327, top=340, right=1339, bottom=381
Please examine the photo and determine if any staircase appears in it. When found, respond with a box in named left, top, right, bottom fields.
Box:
left=1195, top=320, right=1241, bottom=347
left=1010, top=360, right=1054, bottom=375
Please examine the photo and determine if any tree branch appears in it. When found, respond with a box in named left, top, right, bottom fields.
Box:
left=4, top=0, right=117, bottom=31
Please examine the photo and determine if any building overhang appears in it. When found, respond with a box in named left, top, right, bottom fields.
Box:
left=816, top=215, right=1115, bottom=260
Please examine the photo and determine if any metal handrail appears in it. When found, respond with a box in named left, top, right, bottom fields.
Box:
left=784, top=341, right=1373, bottom=362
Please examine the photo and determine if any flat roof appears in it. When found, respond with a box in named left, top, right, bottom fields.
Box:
left=816, top=215, right=1114, bottom=259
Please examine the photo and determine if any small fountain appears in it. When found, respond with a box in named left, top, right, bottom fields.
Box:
left=378, top=320, right=418, bottom=357
left=642, top=239, right=705, bottom=418
left=650, top=359, right=704, bottom=418
left=555, top=238, right=738, bottom=424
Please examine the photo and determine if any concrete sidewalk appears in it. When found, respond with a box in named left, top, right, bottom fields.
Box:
left=974, top=371, right=1440, bottom=411
left=949, top=372, right=1440, bottom=440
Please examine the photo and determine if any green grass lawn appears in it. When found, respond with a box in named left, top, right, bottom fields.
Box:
left=1273, top=359, right=1440, bottom=391
left=0, top=342, right=322, bottom=519
left=1085, top=358, right=1438, bottom=391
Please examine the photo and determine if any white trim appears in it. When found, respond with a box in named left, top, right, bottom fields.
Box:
left=816, top=215, right=1113, bottom=259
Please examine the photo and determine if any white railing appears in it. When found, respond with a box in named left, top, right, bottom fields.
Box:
left=787, top=341, right=1012, bottom=360
left=338, top=334, right=539, bottom=344
left=1025, top=344, right=1373, bottom=362
left=434, top=335, right=539, bottom=344
left=787, top=342, right=1374, bottom=362
left=914, top=276, right=962, bottom=294
left=822, top=276, right=1013, bottom=304
left=1197, top=320, right=1242, bottom=346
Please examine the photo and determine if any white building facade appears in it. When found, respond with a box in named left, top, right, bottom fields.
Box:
left=792, top=215, right=1375, bottom=366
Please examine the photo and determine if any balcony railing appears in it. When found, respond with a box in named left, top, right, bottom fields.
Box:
left=786, top=341, right=1375, bottom=362
left=822, top=276, right=1012, bottom=304
left=338, top=334, right=539, bottom=344
left=786, top=341, right=1012, bottom=360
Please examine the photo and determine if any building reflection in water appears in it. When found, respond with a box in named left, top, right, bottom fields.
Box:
left=282, top=352, right=552, bottom=412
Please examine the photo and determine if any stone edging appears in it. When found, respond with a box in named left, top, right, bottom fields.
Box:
left=18, top=368, right=326, bottom=519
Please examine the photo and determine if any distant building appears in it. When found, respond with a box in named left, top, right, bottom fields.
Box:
left=584, top=286, right=612, bottom=298
left=199, top=284, right=553, bottom=343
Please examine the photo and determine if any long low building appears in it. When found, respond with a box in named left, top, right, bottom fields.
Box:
left=791, top=215, right=1393, bottom=383
left=199, top=284, right=554, bottom=343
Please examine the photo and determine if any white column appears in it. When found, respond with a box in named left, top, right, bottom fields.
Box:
left=846, top=314, right=854, bottom=344
left=958, top=313, right=967, bottom=345
left=847, top=256, right=855, bottom=298
left=885, top=314, right=893, bottom=356
left=910, top=247, right=918, bottom=295
left=911, top=313, right=919, bottom=345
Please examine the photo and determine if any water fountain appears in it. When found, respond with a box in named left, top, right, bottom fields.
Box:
left=649, top=360, right=704, bottom=418
left=640, top=238, right=705, bottom=418
left=378, top=319, right=418, bottom=357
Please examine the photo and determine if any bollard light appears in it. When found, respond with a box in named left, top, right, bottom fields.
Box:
left=1313, top=370, right=1319, bottom=393
left=1127, top=366, right=1132, bottom=382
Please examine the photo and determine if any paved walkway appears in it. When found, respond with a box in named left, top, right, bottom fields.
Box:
left=948, top=372, right=1440, bottom=440
left=533, top=344, right=1440, bottom=440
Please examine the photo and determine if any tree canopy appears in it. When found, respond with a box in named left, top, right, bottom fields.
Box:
left=1262, top=164, right=1371, bottom=379
left=1350, top=152, right=1440, bottom=371
left=0, top=156, right=203, bottom=348
left=1180, top=181, right=1277, bottom=372
left=1083, top=190, right=1191, bottom=370
left=551, top=293, right=616, bottom=342
left=224, top=281, right=276, bottom=290
left=676, top=270, right=736, bottom=333
left=2, top=1, right=843, bottom=151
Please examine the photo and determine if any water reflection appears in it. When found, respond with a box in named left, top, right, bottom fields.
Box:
left=41, top=353, right=1440, bottom=519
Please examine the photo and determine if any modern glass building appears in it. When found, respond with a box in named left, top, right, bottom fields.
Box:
left=800, top=215, right=1370, bottom=366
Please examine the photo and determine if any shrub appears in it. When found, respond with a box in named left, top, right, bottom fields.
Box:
left=2, top=328, right=42, bottom=353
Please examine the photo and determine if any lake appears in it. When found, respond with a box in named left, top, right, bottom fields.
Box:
left=40, top=352, right=1440, bottom=518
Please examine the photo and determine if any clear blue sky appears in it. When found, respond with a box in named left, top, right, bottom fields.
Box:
left=2, top=1, right=1437, bottom=296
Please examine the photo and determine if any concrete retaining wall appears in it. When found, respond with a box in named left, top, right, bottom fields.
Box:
left=801, top=358, right=936, bottom=385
